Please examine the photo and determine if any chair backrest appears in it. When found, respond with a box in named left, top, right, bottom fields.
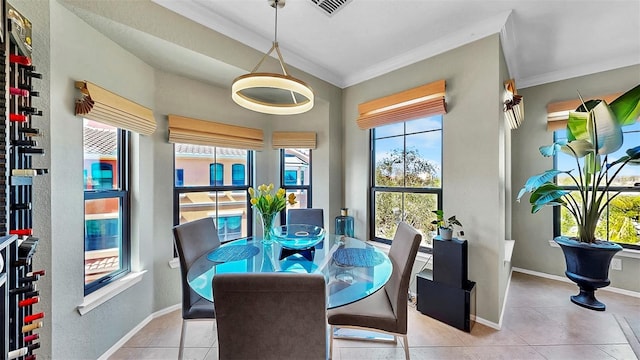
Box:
left=172, top=217, right=221, bottom=314
left=384, top=221, right=422, bottom=334
left=287, top=208, right=324, bottom=227
left=213, top=273, right=327, bottom=360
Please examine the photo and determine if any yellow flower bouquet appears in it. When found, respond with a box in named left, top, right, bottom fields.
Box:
left=248, top=183, right=297, bottom=242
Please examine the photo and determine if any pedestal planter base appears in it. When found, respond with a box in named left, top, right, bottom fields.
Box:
left=555, top=236, right=622, bottom=311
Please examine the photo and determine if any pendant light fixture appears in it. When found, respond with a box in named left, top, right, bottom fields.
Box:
left=232, top=0, right=314, bottom=115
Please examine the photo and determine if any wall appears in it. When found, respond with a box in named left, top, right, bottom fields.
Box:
left=9, top=0, right=157, bottom=358
left=343, top=34, right=508, bottom=324
left=512, top=65, right=640, bottom=292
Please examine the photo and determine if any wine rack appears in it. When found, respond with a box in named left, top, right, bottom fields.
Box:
left=0, top=3, right=46, bottom=359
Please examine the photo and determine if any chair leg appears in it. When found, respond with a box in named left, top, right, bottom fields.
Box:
left=178, top=319, right=187, bottom=360
left=400, top=334, right=410, bottom=360
left=329, top=325, right=334, bottom=360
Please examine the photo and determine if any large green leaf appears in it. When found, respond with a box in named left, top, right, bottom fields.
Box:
left=532, top=201, right=565, bottom=214
left=567, top=110, right=590, bottom=141
left=539, top=140, right=567, bottom=157
left=610, top=84, right=640, bottom=126
left=560, top=139, right=593, bottom=158
left=588, top=100, right=623, bottom=155
left=517, top=170, right=568, bottom=201
left=529, top=183, right=570, bottom=208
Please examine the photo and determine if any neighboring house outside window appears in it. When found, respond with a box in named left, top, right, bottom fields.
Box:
left=83, top=119, right=130, bottom=295
left=174, top=144, right=252, bottom=243
left=280, top=149, right=311, bottom=224
left=554, top=122, right=640, bottom=249
left=370, top=116, right=443, bottom=250
left=210, top=163, right=224, bottom=186
left=232, top=163, right=245, bottom=186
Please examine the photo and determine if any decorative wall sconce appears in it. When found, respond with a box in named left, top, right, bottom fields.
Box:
left=504, top=79, right=524, bottom=129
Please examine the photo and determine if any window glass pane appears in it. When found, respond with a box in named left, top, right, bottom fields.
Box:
left=560, top=191, right=640, bottom=246
left=84, top=198, right=122, bottom=284
left=83, top=119, right=119, bottom=190
left=177, top=191, right=249, bottom=241
left=210, top=163, right=224, bottom=186
left=374, top=191, right=403, bottom=240
left=284, top=149, right=310, bottom=186
left=374, top=122, right=404, bottom=139
left=404, top=193, right=439, bottom=247
left=232, top=164, right=246, bottom=186
left=609, top=126, right=640, bottom=187
left=405, top=133, right=441, bottom=188
left=405, top=116, right=442, bottom=134
left=286, top=189, right=308, bottom=211
left=175, top=144, right=249, bottom=187
left=374, top=137, right=404, bottom=187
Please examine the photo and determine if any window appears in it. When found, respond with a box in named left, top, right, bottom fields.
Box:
left=83, top=119, right=130, bottom=294
left=554, top=122, right=640, bottom=249
left=210, top=163, right=224, bottom=186
left=232, top=164, right=245, bottom=186
left=174, top=144, right=253, bottom=243
left=280, top=149, right=312, bottom=223
left=370, top=116, right=443, bottom=250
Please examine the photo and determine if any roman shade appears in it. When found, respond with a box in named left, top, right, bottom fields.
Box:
left=272, top=131, right=317, bottom=149
left=546, top=93, right=621, bottom=131
left=356, top=79, right=447, bottom=130
left=168, top=114, right=264, bottom=150
left=74, top=81, right=156, bottom=135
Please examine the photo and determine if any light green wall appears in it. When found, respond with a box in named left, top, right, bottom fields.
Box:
left=512, top=65, right=640, bottom=292
left=13, top=0, right=344, bottom=356
left=343, top=34, right=508, bottom=324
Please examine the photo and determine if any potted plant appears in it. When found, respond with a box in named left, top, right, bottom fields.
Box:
left=517, top=84, right=640, bottom=310
left=431, top=210, right=462, bottom=240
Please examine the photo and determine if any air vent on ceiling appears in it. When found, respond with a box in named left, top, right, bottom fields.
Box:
left=310, top=0, right=352, bottom=16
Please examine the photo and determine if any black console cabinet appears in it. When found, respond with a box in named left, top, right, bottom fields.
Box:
left=417, top=236, right=476, bottom=332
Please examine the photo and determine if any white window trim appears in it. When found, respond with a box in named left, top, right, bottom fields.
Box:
left=548, top=240, right=640, bottom=259
left=77, top=270, right=147, bottom=315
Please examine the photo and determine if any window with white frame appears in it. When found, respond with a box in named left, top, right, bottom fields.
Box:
left=83, top=119, right=130, bottom=295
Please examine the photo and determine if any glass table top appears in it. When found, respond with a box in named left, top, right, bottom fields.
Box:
left=187, top=234, right=393, bottom=309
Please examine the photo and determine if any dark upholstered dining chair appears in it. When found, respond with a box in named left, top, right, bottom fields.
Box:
left=213, top=273, right=327, bottom=360
left=172, top=217, right=221, bottom=360
left=327, top=221, right=422, bottom=360
left=287, top=208, right=324, bottom=227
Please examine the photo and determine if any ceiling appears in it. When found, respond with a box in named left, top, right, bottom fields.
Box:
left=148, top=0, right=640, bottom=89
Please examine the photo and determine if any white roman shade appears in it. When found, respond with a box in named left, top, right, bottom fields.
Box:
left=74, top=81, right=156, bottom=135
left=356, top=79, right=447, bottom=130
left=546, top=93, right=622, bottom=131
left=272, top=132, right=317, bottom=149
left=168, top=114, right=264, bottom=150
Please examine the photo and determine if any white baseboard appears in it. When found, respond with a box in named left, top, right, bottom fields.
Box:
left=474, top=315, right=501, bottom=330
left=512, top=267, right=640, bottom=299
left=97, top=303, right=181, bottom=360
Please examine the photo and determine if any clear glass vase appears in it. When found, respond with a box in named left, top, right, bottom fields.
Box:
left=259, top=211, right=277, bottom=244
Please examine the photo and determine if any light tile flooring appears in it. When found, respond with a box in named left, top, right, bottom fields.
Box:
left=109, top=271, right=640, bottom=360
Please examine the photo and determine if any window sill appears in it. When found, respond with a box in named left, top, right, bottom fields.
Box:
left=548, top=240, right=640, bottom=259
left=367, top=240, right=433, bottom=263
left=77, top=270, right=147, bottom=316
left=168, top=257, right=180, bottom=269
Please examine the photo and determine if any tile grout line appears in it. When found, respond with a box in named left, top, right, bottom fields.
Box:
left=614, top=314, right=640, bottom=359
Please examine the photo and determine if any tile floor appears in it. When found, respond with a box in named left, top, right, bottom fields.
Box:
left=109, top=271, right=639, bottom=360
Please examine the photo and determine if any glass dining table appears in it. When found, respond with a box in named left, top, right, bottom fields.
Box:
left=187, top=234, right=393, bottom=309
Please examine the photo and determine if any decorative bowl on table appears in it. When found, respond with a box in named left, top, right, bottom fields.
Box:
left=271, top=224, right=325, bottom=250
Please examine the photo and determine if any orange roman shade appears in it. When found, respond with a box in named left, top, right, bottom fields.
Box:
left=356, top=79, right=447, bottom=130
left=168, top=114, right=264, bottom=150
left=546, top=92, right=622, bottom=131
left=74, top=81, right=156, bottom=135
left=272, top=132, right=317, bottom=149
